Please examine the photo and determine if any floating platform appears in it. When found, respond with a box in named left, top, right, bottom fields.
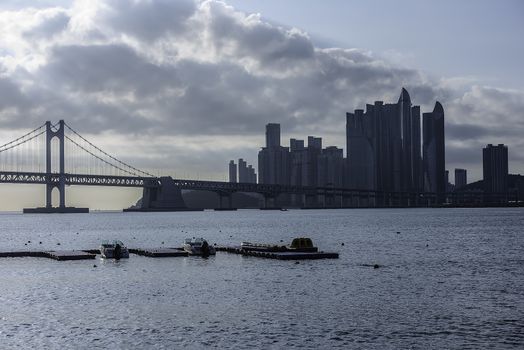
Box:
left=45, top=250, right=96, bottom=260
left=123, top=208, right=204, bottom=212
left=0, top=250, right=95, bottom=260
left=23, top=207, right=89, bottom=214
left=216, top=246, right=339, bottom=260
left=214, top=208, right=238, bottom=211
left=129, top=248, right=188, bottom=257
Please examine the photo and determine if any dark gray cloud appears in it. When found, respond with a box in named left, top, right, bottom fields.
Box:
left=43, top=44, right=178, bottom=96
left=22, top=10, right=70, bottom=39
left=101, top=0, right=196, bottom=41
left=0, top=0, right=522, bottom=180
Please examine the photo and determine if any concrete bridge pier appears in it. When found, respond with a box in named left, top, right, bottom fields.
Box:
left=132, top=177, right=190, bottom=211
left=303, top=194, right=318, bottom=209
left=261, top=193, right=279, bottom=210
left=216, top=191, right=236, bottom=211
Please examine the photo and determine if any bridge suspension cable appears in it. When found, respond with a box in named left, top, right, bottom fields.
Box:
left=63, top=122, right=155, bottom=178
left=0, top=123, right=46, bottom=152
left=0, top=124, right=47, bottom=173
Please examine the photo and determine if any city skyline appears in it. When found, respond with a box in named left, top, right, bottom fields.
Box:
left=0, top=0, right=522, bottom=210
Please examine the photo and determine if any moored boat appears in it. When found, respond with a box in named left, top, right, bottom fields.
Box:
left=240, top=237, right=318, bottom=252
left=183, top=238, right=216, bottom=256
left=99, top=240, right=130, bottom=259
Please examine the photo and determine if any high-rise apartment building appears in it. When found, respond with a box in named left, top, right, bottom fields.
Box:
left=258, top=124, right=290, bottom=185
left=423, top=101, right=446, bottom=202
left=483, top=144, right=508, bottom=193
left=346, top=88, right=424, bottom=193
left=454, top=168, right=467, bottom=189
left=228, top=160, right=237, bottom=183
left=238, top=158, right=247, bottom=182
left=318, top=146, right=344, bottom=187
left=265, top=123, right=281, bottom=149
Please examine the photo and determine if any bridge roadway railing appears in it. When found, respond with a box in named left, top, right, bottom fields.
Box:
left=1, top=171, right=438, bottom=199
left=0, top=171, right=155, bottom=188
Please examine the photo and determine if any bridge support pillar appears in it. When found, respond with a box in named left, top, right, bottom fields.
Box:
left=24, top=120, right=89, bottom=213
left=261, top=193, right=279, bottom=210
left=215, top=192, right=236, bottom=211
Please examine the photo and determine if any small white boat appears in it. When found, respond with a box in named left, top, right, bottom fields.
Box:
left=99, top=240, right=129, bottom=259
left=183, top=238, right=216, bottom=256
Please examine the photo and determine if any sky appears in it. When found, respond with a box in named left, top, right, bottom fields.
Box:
left=0, top=0, right=523, bottom=210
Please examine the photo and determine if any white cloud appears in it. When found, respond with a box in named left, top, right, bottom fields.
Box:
left=0, top=0, right=522, bottom=185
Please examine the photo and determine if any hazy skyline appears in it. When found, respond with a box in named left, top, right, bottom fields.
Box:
left=0, top=0, right=523, bottom=210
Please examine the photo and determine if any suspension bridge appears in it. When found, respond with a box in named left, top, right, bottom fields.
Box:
left=1, top=120, right=511, bottom=212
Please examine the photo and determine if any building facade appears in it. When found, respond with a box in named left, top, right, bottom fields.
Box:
left=228, top=160, right=237, bottom=183
left=346, top=88, right=424, bottom=193
left=454, top=168, right=467, bottom=189
left=483, top=144, right=508, bottom=193
left=423, top=101, right=446, bottom=202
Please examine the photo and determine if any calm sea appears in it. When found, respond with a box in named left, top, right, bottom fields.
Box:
left=0, top=208, right=523, bottom=349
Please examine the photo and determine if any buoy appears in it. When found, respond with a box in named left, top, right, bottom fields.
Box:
left=396, top=231, right=400, bottom=234
left=341, top=242, right=345, bottom=246
left=24, top=243, right=27, bottom=246
left=28, top=240, right=31, bottom=243
left=161, top=241, right=164, bottom=245
left=373, top=264, right=380, bottom=269
left=93, top=264, right=97, bottom=268
left=295, top=261, right=300, bottom=264
left=39, top=241, right=42, bottom=244
left=57, top=243, right=61, bottom=245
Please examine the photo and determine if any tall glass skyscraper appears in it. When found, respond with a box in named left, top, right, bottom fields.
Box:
left=482, top=144, right=508, bottom=193
left=423, top=101, right=446, bottom=202
left=346, top=88, right=425, bottom=193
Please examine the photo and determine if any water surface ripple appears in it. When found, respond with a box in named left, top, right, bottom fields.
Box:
left=0, top=208, right=523, bottom=349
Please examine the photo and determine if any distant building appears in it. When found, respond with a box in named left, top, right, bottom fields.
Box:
left=234, top=158, right=257, bottom=184
left=318, top=146, right=344, bottom=187
left=238, top=158, right=248, bottom=182
left=228, top=160, right=237, bottom=183
left=258, top=124, right=291, bottom=185
left=483, top=144, right=508, bottom=193
left=290, top=138, right=305, bottom=186
left=247, top=165, right=257, bottom=184
left=265, top=123, right=281, bottom=148
left=445, top=170, right=454, bottom=192
left=423, top=101, right=446, bottom=202
left=346, top=88, right=423, bottom=193
left=302, top=136, right=322, bottom=186
left=454, top=168, right=467, bottom=189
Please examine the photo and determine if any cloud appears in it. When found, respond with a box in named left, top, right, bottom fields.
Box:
left=0, top=0, right=522, bottom=183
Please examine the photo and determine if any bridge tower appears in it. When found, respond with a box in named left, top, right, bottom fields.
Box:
left=45, top=120, right=66, bottom=208
left=23, top=120, right=88, bottom=213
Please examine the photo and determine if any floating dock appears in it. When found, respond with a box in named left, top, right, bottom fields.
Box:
left=1, top=244, right=338, bottom=261
left=216, top=246, right=339, bottom=260
left=45, top=250, right=96, bottom=260
left=129, top=248, right=188, bottom=257
left=0, top=250, right=95, bottom=260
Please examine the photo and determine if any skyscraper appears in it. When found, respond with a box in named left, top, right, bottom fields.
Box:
left=258, top=123, right=290, bottom=185
left=290, top=138, right=305, bottom=186
left=265, top=123, right=281, bottom=149
left=454, top=168, right=467, bottom=189
left=483, top=144, right=508, bottom=193
left=228, top=160, right=237, bottom=183
left=238, top=158, right=247, bottom=182
left=346, top=88, right=423, bottom=193
left=303, top=136, right=322, bottom=186
left=318, top=146, right=344, bottom=187
left=423, top=101, right=446, bottom=202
